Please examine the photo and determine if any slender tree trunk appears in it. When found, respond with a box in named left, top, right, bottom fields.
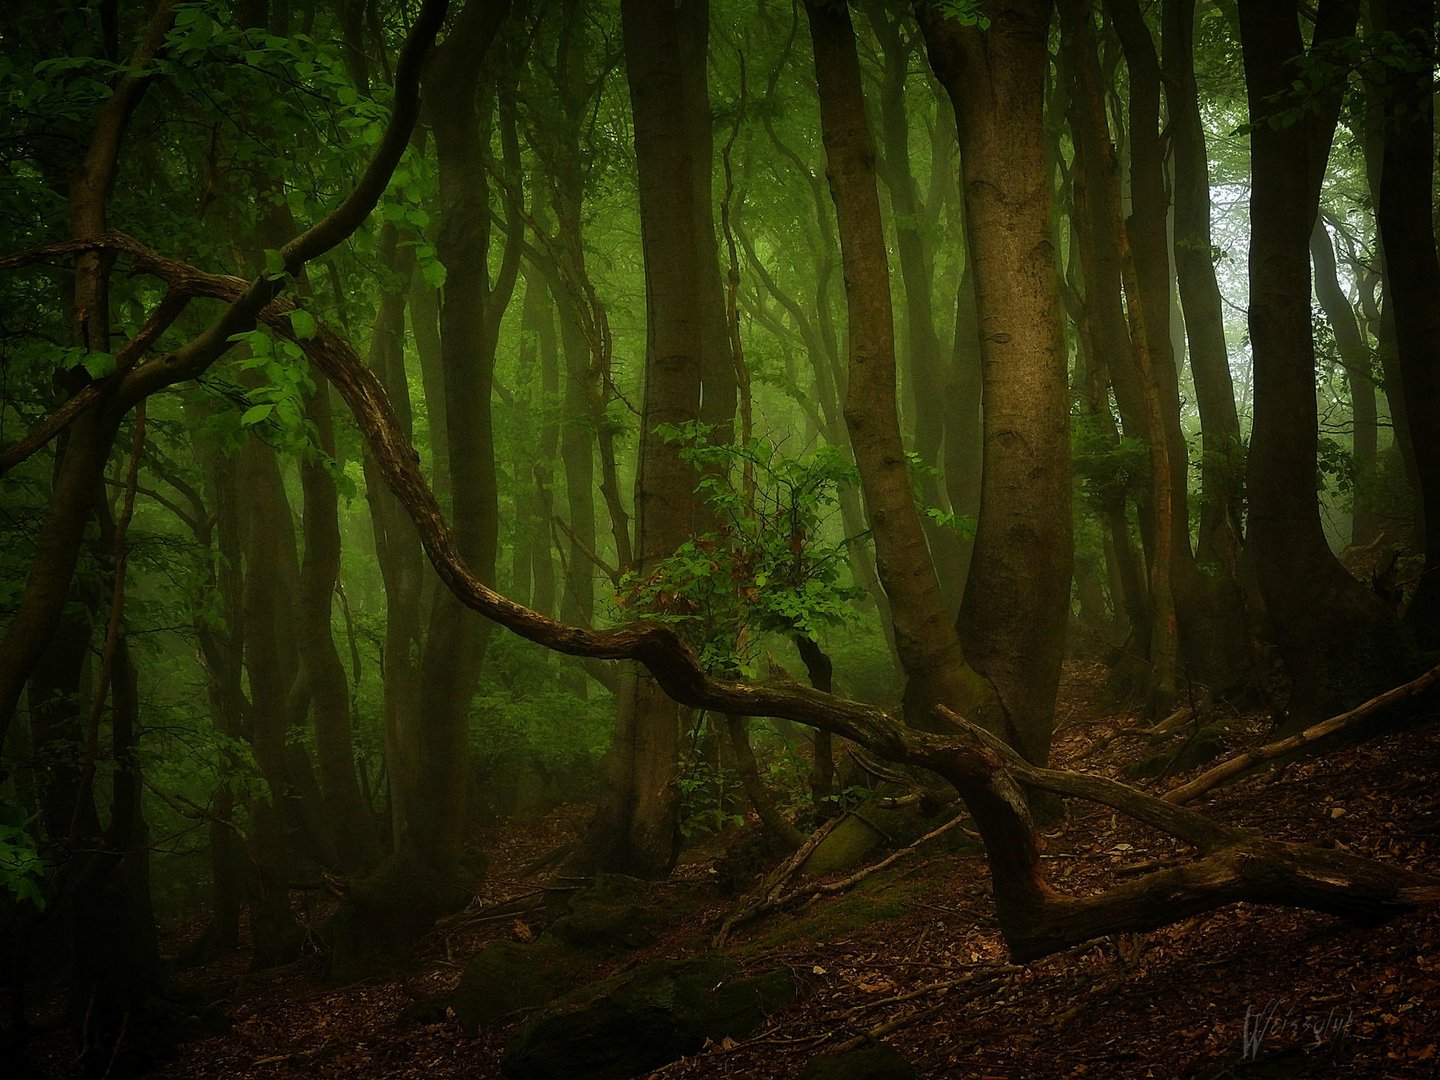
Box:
left=296, top=379, right=376, bottom=871
left=531, top=279, right=560, bottom=618
left=944, top=267, right=983, bottom=604
left=1060, top=0, right=1154, bottom=690
left=1359, top=108, right=1422, bottom=510
left=401, top=0, right=512, bottom=887
left=555, top=288, right=598, bottom=629
left=867, top=2, right=964, bottom=613
left=1162, top=0, right=1244, bottom=570
left=1061, top=0, right=1179, bottom=712
left=363, top=223, right=424, bottom=848
left=807, top=0, right=992, bottom=737
left=1311, top=219, right=1383, bottom=548
left=237, top=439, right=303, bottom=969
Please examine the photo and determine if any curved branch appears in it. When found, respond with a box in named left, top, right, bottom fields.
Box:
left=0, top=290, right=187, bottom=477
left=10, top=236, right=1436, bottom=965
left=114, top=0, right=449, bottom=405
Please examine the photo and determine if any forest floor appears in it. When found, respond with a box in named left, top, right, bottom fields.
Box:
left=48, top=662, right=1440, bottom=1077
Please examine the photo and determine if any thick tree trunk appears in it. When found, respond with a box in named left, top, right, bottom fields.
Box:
left=919, top=0, right=1073, bottom=765
left=1239, top=0, right=1417, bottom=721
left=582, top=0, right=719, bottom=877
left=1373, top=0, right=1440, bottom=646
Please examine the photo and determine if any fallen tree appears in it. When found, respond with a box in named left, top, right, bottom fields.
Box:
left=4, top=232, right=1437, bottom=964
left=1163, top=661, right=1440, bottom=806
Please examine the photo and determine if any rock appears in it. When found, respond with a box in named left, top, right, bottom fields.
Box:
left=501, top=954, right=796, bottom=1079
left=548, top=873, right=670, bottom=953
left=798, top=1042, right=919, bottom=1080
left=403, top=938, right=573, bottom=1035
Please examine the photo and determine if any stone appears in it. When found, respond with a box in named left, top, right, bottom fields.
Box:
left=501, top=954, right=796, bottom=1079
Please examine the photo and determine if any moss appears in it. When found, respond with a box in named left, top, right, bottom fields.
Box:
left=402, top=938, right=576, bottom=1035
left=547, top=872, right=672, bottom=953
left=801, top=805, right=933, bottom=878
left=500, top=954, right=796, bottom=1080
left=743, top=868, right=936, bottom=952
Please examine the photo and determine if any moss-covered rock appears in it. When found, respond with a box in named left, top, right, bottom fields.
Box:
left=500, top=954, right=796, bottom=1079
left=547, top=872, right=671, bottom=953
left=402, top=938, right=576, bottom=1035
left=798, top=1042, right=919, bottom=1080
left=1125, top=722, right=1230, bottom=779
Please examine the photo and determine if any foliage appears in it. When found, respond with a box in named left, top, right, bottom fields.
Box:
left=676, top=758, right=747, bottom=839
left=468, top=637, right=613, bottom=781
left=616, top=424, right=865, bottom=676
left=0, top=801, right=44, bottom=909
left=1071, top=410, right=1150, bottom=509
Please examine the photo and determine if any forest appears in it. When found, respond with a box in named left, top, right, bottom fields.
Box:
left=1, top=0, right=1438, bottom=1075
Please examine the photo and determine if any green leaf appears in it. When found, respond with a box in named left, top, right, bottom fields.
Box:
left=81, top=351, right=116, bottom=379
left=289, top=309, right=317, bottom=340
left=263, top=248, right=286, bottom=278
left=240, top=403, right=274, bottom=427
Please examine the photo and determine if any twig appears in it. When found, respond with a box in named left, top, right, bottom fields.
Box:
left=552, top=514, right=620, bottom=586
left=140, top=774, right=247, bottom=842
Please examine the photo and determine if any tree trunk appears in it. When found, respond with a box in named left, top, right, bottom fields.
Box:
left=582, top=0, right=721, bottom=877
left=403, top=0, right=512, bottom=887
left=806, top=0, right=992, bottom=736
left=1311, top=218, right=1383, bottom=548
left=297, top=379, right=376, bottom=871
left=237, top=438, right=304, bottom=970
left=1239, top=0, right=1417, bottom=721
left=919, top=0, right=1073, bottom=765
left=1162, top=0, right=1244, bottom=570
left=867, top=1, right=965, bottom=614
left=1373, top=0, right=1440, bottom=646
left=363, top=223, right=424, bottom=845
